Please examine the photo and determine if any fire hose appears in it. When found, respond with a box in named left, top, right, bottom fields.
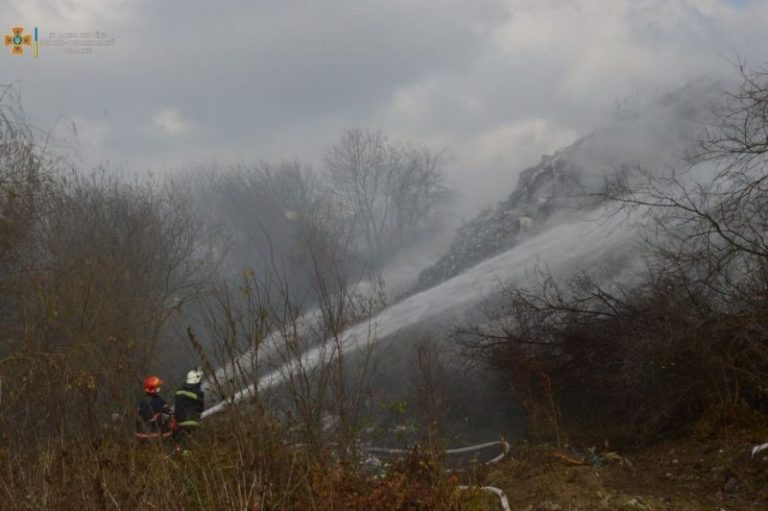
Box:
left=363, top=439, right=512, bottom=511
left=362, top=438, right=510, bottom=464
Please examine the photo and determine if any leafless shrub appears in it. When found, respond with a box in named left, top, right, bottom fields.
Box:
left=409, top=336, right=447, bottom=454
left=0, top=166, right=206, bottom=445
left=461, top=66, right=768, bottom=445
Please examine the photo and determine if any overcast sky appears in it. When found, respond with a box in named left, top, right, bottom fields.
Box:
left=2, top=0, right=767, bottom=215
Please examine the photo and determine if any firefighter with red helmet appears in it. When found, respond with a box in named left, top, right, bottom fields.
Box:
left=135, top=375, right=174, bottom=440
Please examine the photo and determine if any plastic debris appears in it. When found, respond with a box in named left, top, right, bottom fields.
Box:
left=456, top=485, right=511, bottom=511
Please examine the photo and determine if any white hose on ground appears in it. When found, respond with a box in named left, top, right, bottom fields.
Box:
left=457, top=486, right=511, bottom=511
left=363, top=439, right=510, bottom=464
left=751, top=442, right=768, bottom=458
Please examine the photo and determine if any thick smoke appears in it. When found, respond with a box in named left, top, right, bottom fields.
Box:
left=202, top=80, right=733, bottom=438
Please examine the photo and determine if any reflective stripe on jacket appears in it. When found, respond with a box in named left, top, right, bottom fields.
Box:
left=174, top=383, right=204, bottom=427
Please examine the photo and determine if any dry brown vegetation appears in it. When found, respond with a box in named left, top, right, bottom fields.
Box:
left=460, top=65, right=768, bottom=450
left=0, top=87, right=478, bottom=509
left=3, top=64, right=768, bottom=510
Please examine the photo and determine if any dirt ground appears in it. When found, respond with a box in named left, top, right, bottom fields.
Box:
left=482, top=429, right=768, bottom=510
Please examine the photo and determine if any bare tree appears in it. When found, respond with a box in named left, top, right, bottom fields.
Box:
left=204, top=161, right=356, bottom=305
left=325, top=128, right=451, bottom=267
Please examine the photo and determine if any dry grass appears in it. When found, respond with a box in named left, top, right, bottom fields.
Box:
left=0, top=423, right=493, bottom=511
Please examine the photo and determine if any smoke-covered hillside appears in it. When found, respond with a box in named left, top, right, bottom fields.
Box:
left=415, top=80, right=717, bottom=292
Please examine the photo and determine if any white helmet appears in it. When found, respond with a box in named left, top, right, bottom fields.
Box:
left=186, top=368, right=203, bottom=385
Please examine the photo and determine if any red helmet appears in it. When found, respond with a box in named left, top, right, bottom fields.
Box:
left=143, top=375, right=164, bottom=394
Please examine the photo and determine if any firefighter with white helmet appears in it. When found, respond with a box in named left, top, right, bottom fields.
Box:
left=173, top=368, right=205, bottom=448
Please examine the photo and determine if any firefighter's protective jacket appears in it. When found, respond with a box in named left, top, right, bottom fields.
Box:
left=174, top=383, right=204, bottom=427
